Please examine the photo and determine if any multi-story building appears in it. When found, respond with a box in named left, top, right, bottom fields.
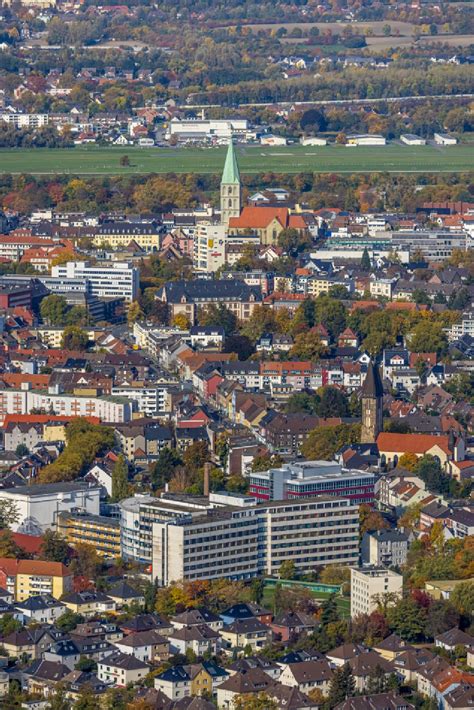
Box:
left=57, top=511, right=121, bottom=558
left=156, top=279, right=262, bottom=324
left=0, top=482, right=101, bottom=535
left=361, top=530, right=410, bottom=567
left=111, top=384, right=171, bottom=417
left=391, top=230, right=470, bottom=261
left=0, top=559, right=73, bottom=602
left=92, top=221, right=162, bottom=252
left=193, top=224, right=259, bottom=273
left=51, top=261, right=139, bottom=302
left=119, top=494, right=214, bottom=564
left=152, top=496, right=359, bottom=586
left=350, top=567, right=403, bottom=619
left=0, top=388, right=131, bottom=424
left=248, top=461, right=376, bottom=505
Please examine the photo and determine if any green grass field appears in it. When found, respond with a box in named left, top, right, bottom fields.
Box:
left=0, top=144, right=472, bottom=175
left=262, top=586, right=351, bottom=619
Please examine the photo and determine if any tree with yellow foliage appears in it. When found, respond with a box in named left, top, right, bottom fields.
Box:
left=172, top=313, right=191, bottom=330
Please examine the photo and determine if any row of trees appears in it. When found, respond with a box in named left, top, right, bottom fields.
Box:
left=1, top=170, right=472, bottom=216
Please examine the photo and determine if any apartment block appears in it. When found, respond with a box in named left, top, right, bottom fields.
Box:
left=350, top=567, right=403, bottom=619
left=0, top=559, right=73, bottom=602
left=0, top=388, right=131, bottom=424
left=57, top=512, right=121, bottom=558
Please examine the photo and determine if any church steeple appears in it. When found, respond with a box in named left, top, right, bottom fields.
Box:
left=361, top=361, right=383, bottom=443
left=220, top=140, right=241, bottom=226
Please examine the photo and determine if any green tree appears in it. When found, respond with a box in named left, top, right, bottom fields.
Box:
left=40, top=294, right=68, bottom=326
left=251, top=453, right=284, bottom=472
left=182, top=441, right=209, bottom=473
left=46, top=684, right=70, bottom=710
left=250, top=578, right=265, bottom=604
left=55, top=609, right=84, bottom=633
left=15, top=443, right=29, bottom=458
left=0, top=613, right=22, bottom=637
left=314, top=295, right=347, bottom=340
left=61, top=326, right=88, bottom=351
left=111, top=454, right=129, bottom=502
left=234, top=694, right=278, bottom=710
left=199, top=303, right=237, bottom=336
left=325, top=663, right=355, bottom=708
left=450, top=581, right=474, bottom=616
left=279, top=560, right=296, bottom=580
left=127, top=300, right=144, bottom=325
left=316, top=386, right=349, bottom=418
left=74, top=686, right=100, bottom=710
left=301, top=423, right=361, bottom=460
left=360, top=247, right=371, bottom=271
left=0, top=500, right=20, bottom=530
left=0, top=529, right=26, bottom=558
left=320, top=594, right=340, bottom=625
left=41, top=530, right=71, bottom=563
left=289, top=331, right=328, bottom=360
left=386, top=596, right=427, bottom=642
left=408, top=321, right=448, bottom=355
left=150, top=448, right=182, bottom=489
left=75, top=656, right=97, bottom=672
left=277, top=228, right=310, bottom=255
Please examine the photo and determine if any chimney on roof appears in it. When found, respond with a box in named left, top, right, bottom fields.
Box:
left=203, top=461, right=211, bottom=497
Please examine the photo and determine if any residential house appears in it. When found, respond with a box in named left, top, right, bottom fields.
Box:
left=279, top=659, right=333, bottom=695
left=97, top=651, right=149, bottom=687
left=168, top=624, right=220, bottom=657
left=270, top=611, right=319, bottom=643
left=220, top=618, right=272, bottom=655
left=216, top=667, right=276, bottom=709
left=14, top=594, right=65, bottom=624
left=114, top=629, right=169, bottom=663
left=60, top=590, right=116, bottom=618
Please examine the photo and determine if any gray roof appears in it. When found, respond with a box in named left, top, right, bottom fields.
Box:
left=159, top=279, right=262, bottom=304
left=2, top=481, right=95, bottom=496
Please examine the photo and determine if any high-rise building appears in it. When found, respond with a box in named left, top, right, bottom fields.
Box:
left=152, top=496, right=360, bottom=586
left=220, top=141, right=241, bottom=226
left=360, top=361, right=384, bottom=443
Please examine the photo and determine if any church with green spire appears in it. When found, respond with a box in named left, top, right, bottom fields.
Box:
left=220, top=140, right=241, bottom=226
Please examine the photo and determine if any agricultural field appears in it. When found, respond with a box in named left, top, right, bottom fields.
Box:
left=0, top=144, right=472, bottom=176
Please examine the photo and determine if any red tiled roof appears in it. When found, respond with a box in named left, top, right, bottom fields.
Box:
left=2, top=414, right=101, bottom=426
left=229, top=206, right=289, bottom=230
left=0, top=558, right=71, bottom=577
left=0, top=373, right=51, bottom=389
left=377, top=432, right=450, bottom=455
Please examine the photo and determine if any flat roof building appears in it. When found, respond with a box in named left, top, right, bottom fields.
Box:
left=152, top=496, right=359, bottom=586
left=351, top=567, right=403, bottom=619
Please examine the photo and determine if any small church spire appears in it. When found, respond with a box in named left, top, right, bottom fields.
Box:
left=220, top=140, right=241, bottom=226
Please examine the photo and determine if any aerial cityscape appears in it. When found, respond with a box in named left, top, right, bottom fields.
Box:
left=0, top=0, right=472, bottom=708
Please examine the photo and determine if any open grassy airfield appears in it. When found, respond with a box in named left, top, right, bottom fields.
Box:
left=0, top=144, right=472, bottom=175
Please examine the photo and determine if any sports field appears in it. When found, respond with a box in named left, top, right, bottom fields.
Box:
left=0, top=144, right=472, bottom=175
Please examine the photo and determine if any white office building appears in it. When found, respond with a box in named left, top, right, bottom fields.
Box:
left=0, top=482, right=101, bottom=535
left=350, top=567, right=403, bottom=619
left=51, top=261, right=139, bottom=301
left=152, top=496, right=360, bottom=586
